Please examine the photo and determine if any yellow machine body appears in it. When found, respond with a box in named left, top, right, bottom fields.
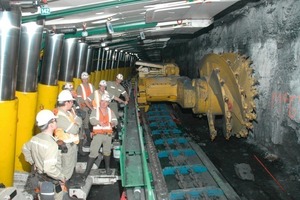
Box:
left=136, top=53, right=257, bottom=140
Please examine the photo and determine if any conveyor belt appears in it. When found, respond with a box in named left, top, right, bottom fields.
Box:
left=120, top=85, right=240, bottom=199
left=143, top=103, right=240, bottom=200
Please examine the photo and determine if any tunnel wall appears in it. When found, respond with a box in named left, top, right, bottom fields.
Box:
left=163, top=0, right=300, bottom=168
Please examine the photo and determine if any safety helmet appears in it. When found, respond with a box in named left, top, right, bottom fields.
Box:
left=81, top=72, right=89, bottom=79
left=36, top=110, right=58, bottom=126
left=101, top=94, right=111, bottom=102
left=99, top=80, right=107, bottom=86
left=63, top=82, right=73, bottom=90
left=58, top=90, right=75, bottom=102
left=116, top=74, right=123, bottom=80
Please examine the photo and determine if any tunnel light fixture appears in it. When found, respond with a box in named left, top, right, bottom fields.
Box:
left=91, top=19, right=107, bottom=24
left=157, top=21, right=178, bottom=27
left=46, top=14, right=116, bottom=26
left=92, top=18, right=119, bottom=25
left=156, top=19, right=213, bottom=28
left=185, top=19, right=213, bottom=27
left=154, top=27, right=174, bottom=32
left=144, top=1, right=187, bottom=9
left=154, top=5, right=190, bottom=13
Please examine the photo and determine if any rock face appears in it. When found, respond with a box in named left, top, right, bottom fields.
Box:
left=164, top=0, right=300, bottom=176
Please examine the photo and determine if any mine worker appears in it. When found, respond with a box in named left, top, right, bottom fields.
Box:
left=55, top=90, right=82, bottom=181
left=62, top=82, right=85, bottom=119
left=92, top=80, right=111, bottom=109
left=106, top=73, right=129, bottom=119
left=63, top=82, right=77, bottom=98
left=76, top=72, right=95, bottom=142
left=82, top=94, right=118, bottom=179
left=22, top=109, right=66, bottom=200
left=63, top=82, right=88, bottom=154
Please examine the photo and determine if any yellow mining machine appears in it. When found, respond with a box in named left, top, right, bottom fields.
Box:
left=136, top=53, right=257, bottom=140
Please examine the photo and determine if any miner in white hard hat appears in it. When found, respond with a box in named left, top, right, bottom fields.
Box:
left=76, top=71, right=95, bottom=143
left=22, top=109, right=66, bottom=199
left=82, top=93, right=118, bottom=178
left=106, top=74, right=129, bottom=119
left=91, top=80, right=112, bottom=109
left=55, top=90, right=82, bottom=181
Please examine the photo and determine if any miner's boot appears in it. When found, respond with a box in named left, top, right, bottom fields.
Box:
left=82, top=157, right=95, bottom=180
left=104, top=155, right=112, bottom=175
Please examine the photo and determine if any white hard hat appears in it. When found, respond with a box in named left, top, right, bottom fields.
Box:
left=99, top=80, right=107, bottom=86
left=36, top=110, right=58, bottom=126
left=63, top=82, right=73, bottom=90
left=116, top=74, right=123, bottom=80
left=81, top=72, right=89, bottom=79
left=101, top=94, right=111, bottom=102
left=58, top=90, right=75, bottom=102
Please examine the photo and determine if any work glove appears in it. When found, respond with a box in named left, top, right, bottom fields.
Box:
left=57, top=140, right=68, bottom=153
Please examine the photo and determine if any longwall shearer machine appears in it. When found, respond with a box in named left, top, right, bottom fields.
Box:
left=136, top=53, right=257, bottom=140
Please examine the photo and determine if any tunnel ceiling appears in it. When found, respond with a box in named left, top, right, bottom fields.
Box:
left=19, top=0, right=240, bottom=62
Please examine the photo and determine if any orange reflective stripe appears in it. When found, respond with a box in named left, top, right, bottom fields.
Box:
left=92, top=108, right=113, bottom=134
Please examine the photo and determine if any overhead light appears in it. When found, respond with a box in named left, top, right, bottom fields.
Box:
left=154, top=27, right=174, bottom=31
left=157, top=21, right=177, bottom=27
left=46, top=14, right=116, bottom=26
left=104, top=47, right=109, bottom=51
left=185, top=19, right=213, bottom=27
left=154, top=5, right=190, bottom=13
left=144, top=1, right=186, bottom=9
left=92, top=18, right=119, bottom=24
left=156, top=19, right=213, bottom=28
left=91, top=19, right=107, bottom=25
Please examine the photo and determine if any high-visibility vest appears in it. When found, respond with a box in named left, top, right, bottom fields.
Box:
left=55, top=110, right=79, bottom=144
left=78, top=83, right=94, bottom=100
left=92, top=107, right=113, bottom=135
